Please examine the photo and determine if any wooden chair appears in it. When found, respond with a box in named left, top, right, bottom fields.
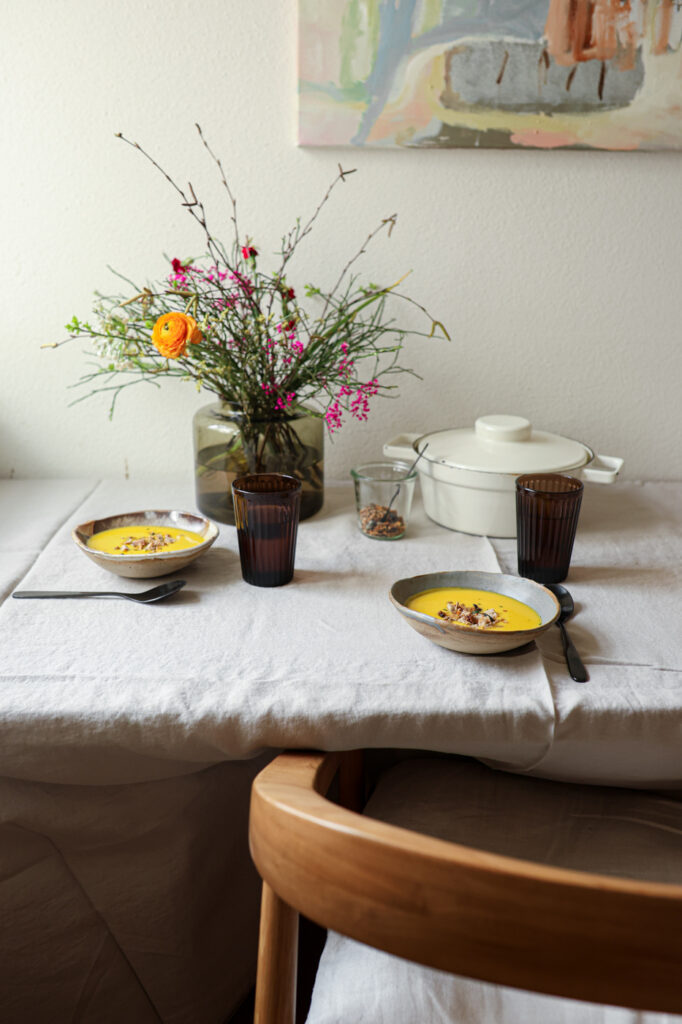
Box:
left=249, top=750, right=682, bottom=1024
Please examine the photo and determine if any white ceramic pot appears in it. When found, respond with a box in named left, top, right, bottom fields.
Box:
left=384, top=414, right=623, bottom=538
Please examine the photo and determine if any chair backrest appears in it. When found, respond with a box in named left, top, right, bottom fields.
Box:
left=249, top=750, right=682, bottom=1024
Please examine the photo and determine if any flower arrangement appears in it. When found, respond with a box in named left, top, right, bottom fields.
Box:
left=51, top=126, right=448, bottom=522
left=54, top=126, right=448, bottom=437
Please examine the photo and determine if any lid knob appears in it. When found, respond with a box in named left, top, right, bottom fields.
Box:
left=475, top=415, right=532, bottom=443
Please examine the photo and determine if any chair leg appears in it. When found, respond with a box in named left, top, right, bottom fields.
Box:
left=338, top=749, right=365, bottom=812
left=254, top=880, right=299, bottom=1024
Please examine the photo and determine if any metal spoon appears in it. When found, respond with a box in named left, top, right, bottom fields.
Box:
left=546, top=583, right=588, bottom=683
left=379, top=443, right=430, bottom=523
left=12, top=579, right=187, bottom=604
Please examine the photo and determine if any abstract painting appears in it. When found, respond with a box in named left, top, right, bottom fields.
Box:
left=298, top=1, right=682, bottom=149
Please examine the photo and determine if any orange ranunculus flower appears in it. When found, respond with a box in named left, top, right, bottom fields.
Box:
left=151, top=312, right=203, bottom=359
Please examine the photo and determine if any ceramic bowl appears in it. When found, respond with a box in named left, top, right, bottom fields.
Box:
left=72, top=509, right=219, bottom=579
left=389, top=570, right=560, bottom=655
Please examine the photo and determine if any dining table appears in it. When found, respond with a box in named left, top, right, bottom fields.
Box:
left=0, top=474, right=680, bottom=1023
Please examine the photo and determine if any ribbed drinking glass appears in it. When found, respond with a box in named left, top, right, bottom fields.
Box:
left=232, top=474, right=302, bottom=587
left=515, top=474, right=583, bottom=584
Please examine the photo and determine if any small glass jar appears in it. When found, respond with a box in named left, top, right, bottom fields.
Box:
left=350, top=461, right=417, bottom=540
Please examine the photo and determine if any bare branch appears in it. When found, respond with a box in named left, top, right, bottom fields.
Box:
left=195, top=123, right=240, bottom=249
left=323, top=214, right=398, bottom=314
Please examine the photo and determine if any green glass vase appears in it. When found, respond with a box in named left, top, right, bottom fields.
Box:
left=193, top=401, right=324, bottom=525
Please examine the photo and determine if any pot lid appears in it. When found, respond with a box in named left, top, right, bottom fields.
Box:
left=417, top=415, right=593, bottom=475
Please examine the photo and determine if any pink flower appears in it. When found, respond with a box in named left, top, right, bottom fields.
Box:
left=241, top=246, right=258, bottom=259
left=325, top=401, right=343, bottom=433
left=274, top=392, right=297, bottom=411
left=230, top=271, right=254, bottom=297
left=349, top=379, right=380, bottom=421
left=351, top=392, right=369, bottom=420
left=168, top=258, right=190, bottom=288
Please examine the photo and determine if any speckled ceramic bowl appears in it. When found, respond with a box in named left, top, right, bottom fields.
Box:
left=72, top=509, right=219, bottom=579
left=390, top=570, right=560, bottom=655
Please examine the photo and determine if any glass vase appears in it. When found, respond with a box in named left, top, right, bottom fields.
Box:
left=193, top=401, right=324, bottom=525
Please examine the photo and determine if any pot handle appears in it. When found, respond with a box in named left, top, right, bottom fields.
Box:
left=581, top=454, right=624, bottom=484
left=383, top=433, right=420, bottom=461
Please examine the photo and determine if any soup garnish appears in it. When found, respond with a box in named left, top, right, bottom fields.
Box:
left=87, top=525, right=204, bottom=555
left=406, top=586, right=541, bottom=632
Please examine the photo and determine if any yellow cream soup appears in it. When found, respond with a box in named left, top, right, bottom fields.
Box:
left=406, top=587, right=541, bottom=631
left=87, top=525, right=204, bottom=555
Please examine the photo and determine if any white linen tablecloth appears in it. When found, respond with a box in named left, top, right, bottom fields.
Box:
left=0, top=478, right=97, bottom=602
left=0, top=476, right=680, bottom=1023
left=1, top=478, right=680, bottom=788
left=490, top=481, right=682, bottom=787
left=0, top=478, right=556, bottom=786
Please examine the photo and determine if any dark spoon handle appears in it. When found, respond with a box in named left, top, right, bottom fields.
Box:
left=12, top=591, right=121, bottom=599
left=558, top=621, right=589, bottom=683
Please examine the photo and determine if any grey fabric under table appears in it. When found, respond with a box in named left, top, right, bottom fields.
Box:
left=0, top=477, right=680, bottom=1022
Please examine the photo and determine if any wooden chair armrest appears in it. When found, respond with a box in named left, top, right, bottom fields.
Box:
left=250, top=750, right=682, bottom=1014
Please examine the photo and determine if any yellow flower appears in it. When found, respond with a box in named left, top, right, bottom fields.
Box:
left=151, top=312, right=202, bottom=359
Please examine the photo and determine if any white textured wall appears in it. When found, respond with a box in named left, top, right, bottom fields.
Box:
left=3, top=0, right=681, bottom=483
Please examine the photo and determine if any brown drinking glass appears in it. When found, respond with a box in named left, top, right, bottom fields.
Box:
left=232, top=474, right=302, bottom=587
left=515, top=474, right=584, bottom=584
